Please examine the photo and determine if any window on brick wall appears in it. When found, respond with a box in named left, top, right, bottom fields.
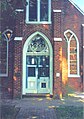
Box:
left=0, top=33, right=8, bottom=77
left=0, top=30, right=13, bottom=77
left=26, top=0, right=51, bottom=24
left=64, top=30, right=80, bottom=77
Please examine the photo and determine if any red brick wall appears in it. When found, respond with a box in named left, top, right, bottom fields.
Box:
left=1, top=0, right=83, bottom=99
left=1, top=40, right=14, bottom=99
left=61, top=0, right=83, bottom=95
left=12, top=0, right=84, bottom=98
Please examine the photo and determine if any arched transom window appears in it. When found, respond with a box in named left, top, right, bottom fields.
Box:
left=64, top=30, right=80, bottom=77
left=27, top=34, right=49, bottom=54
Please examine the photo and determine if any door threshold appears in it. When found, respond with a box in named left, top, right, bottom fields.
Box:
left=22, top=93, right=53, bottom=98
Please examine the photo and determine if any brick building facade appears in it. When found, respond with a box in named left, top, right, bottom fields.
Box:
left=0, top=0, right=84, bottom=99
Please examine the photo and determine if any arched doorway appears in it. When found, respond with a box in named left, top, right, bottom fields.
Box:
left=22, top=32, right=53, bottom=95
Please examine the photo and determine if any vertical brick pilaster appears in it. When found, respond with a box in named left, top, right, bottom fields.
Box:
left=13, top=41, right=22, bottom=98
left=13, top=11, right=24, bottom=98
left=15, top=12, right=24, bottom=37
left=53, top=11, right=62, bottom=37
left=53, top=41, right=62, bottom=98
left=53, top=10, right=62, bottom=98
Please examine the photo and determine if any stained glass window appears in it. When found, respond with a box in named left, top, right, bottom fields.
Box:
left=70, top=37, right=77, bottom=74
left=27, top=35, right=49, bottom=53
left=64, top=31, right=79, bottom=76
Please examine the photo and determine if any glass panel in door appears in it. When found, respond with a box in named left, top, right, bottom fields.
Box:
left=26, top=56, right=37, bottom=93
left=37, top=56, right=50, bottom=93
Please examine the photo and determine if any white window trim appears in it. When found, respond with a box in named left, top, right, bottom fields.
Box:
left=69, top=0, right=84, bottom=15
left=0, top=41, right=8, bottom=77
left=26, top=0, right=51, bottom=24
left=0, top=29, right=13, bottom=77
left=68, top=75, right=80, bottom=78
left=38, top=0, right=40, bottom=22
left=64, top=30, right=80, bottom=77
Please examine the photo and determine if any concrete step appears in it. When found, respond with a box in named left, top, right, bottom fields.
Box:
left=22, top=93, right=51, bottom=98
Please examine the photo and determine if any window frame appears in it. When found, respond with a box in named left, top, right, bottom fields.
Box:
left=64, top=30, right=80, bottom=77
left=0, top=39, right=8, bottom=77
left=26, top=0, right=51, bottom=24
left=0, top=29, right=13, bottom=77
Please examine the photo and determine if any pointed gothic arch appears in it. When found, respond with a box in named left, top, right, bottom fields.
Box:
left=22, top=31, right=53, bottom=95
left=64, top=30, right=80, bottom=77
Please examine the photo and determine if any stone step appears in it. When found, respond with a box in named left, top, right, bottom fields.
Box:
left=22, top=93, right=51, bottom=98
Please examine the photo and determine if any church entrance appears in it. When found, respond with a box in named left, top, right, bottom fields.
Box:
left=26, top=55, right=50, bottom=93
left=22, top=32, right=53, bottom=95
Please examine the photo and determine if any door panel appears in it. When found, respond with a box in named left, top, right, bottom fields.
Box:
left=26, top=55, right=50, bottom=94
left=26, top=66, right=37, bottom=93
left=27, top=77, right=37, bottom=93
left=37, top=77, right=50, bottom=93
